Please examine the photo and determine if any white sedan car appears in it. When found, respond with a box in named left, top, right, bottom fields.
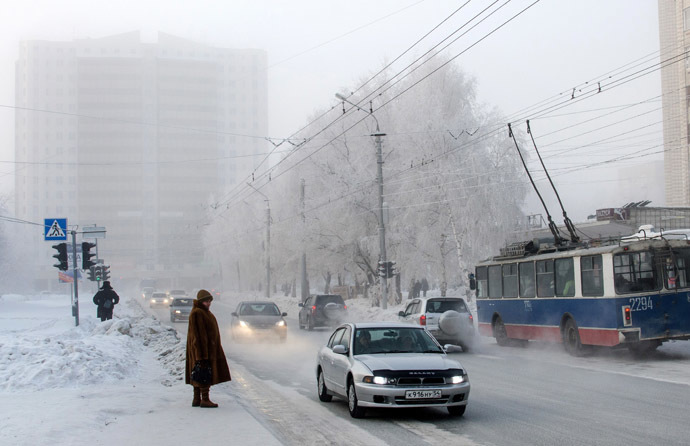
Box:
left=316, top=322, right=470, bottom=418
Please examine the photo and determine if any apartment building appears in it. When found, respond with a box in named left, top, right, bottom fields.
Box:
left=14, top=32, right=268, bottom=287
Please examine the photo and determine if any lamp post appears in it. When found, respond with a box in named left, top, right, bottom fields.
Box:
left=247, top=183, right=271, bottom=299
left=335, top=93, right=388, bottom=309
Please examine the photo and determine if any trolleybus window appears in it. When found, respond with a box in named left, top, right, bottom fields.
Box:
left=476, top=266, right=487, bottom=299
left=664, top=249, right=690, bottom=289
left=536, top=259, right=554, bottom=297
left=555, top=258, right=575, bottom=297
left=581, top=255, right=603, bottom=296
left=488, top=265, right=502, bottom=298
left=613, top=251, right=659, bottom=294
left=519, top=261, right=536, bottom=298
left=502, top=263, right=518, bottom=298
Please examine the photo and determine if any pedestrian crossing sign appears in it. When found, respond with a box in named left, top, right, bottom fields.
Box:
left=44, top=218, right=67, bottom=241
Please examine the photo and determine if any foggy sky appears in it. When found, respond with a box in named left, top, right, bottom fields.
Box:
left=0, top=0, right=662, bottom=221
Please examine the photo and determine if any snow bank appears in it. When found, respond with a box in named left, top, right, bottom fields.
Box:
left=0, top=293, right=185, bottom=392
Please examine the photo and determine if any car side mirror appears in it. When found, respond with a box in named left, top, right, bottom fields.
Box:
left=398, top=311, right=406, bottom=317
left=332, top=345, right=348, bottom=355
left=231, top=312, right=238, bottom=317
left=282, top=312, right=288, bottom=317
left=298, top=303, right=304, bottom=307
left=443, top=344, right=463, bottom=353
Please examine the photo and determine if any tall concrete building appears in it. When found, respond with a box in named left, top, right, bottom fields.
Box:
left=659, top=0, right=690, bottom=206
left=14, top=32, right=268, bottom=289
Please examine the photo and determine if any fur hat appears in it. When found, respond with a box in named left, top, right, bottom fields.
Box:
left=196, top=289, right=213, bottom=302
left=101, top=281, right=113, bottom=290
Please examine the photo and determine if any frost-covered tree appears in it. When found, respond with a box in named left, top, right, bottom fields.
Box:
left=204, top=54, right=528, bottom=299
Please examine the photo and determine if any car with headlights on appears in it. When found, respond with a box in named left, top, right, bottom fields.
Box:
left=231, top=301, right=287, bottom=342
left=316, top=322, right=470, bottom=418
left=169, top=297, right=194, bottom=322
left=398, top=297, right=476, bottom=352
left=148, top=291, right=170, bottom=308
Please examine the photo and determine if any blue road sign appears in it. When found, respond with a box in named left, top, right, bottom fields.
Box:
left=45, top=218, right=67, bottom=241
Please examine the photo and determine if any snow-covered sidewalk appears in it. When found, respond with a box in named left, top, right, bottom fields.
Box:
left=0, top=293, right=280, bottom=446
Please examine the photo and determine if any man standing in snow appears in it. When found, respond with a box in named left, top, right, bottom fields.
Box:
left=186, top=289, right=231, bottom=408
left=92, top=281, right=119, bottom=322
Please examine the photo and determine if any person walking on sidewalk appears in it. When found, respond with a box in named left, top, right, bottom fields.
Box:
left=92, top=281, right=119, bottom=322
left=185, top=289, right=231, bottom=408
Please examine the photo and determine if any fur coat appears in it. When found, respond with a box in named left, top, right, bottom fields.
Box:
left=185, top=300, right=231, bottom=386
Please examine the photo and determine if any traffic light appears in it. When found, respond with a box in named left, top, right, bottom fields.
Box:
left=94, top=265, right=103, bottom=281
left=102, top=265, right=110, bottom=281
left=387, top=261, right=397, bottom=278
left=88, top=266, right=96, bottom=281
left=377, top=260, right=387, bottom=278
left=52, top=243, right=68, bottom=271
left=81, top=242, right=97, bottom=270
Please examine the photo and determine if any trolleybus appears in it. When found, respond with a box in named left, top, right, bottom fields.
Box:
left=473, top=227, right=690, bottom=356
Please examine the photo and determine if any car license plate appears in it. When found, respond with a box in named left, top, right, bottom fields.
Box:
left=405, top=389, right=441, bottom=399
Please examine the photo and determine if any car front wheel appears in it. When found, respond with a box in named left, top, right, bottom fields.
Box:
left=347, top=380, right=365, bottom=418
left=317, top=369, right=332, bottom=402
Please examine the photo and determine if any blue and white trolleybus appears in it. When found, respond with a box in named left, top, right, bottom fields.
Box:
left=473, top=228, right=690, bottom=355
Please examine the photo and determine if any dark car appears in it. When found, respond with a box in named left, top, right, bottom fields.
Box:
left=169, top=297, right=194, bottom=322
left=298, top=294, right=347, bottom=331
left=230, top=301, right=287, bottom=342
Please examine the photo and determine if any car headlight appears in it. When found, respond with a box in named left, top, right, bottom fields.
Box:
left=363, top=376, right=396, bottom=385
left=239, top=320, right=248, bottom=327
left=175, top=310, right=181, bottom=314
left=450, top=375, right=466, bottom=384
left=275, top=320, right=286, bottom=327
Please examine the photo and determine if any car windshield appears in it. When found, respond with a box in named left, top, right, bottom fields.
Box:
left=152, top=293, right=166, bottom=298
left=353, top=327, right=443, bottom=355
left=316, top=295, right=344, bottom=306
left=426, top=299, right=467, bottom=313
left=173, top=299, right=193, bottom=306
left=239, top=303, right=280, bottom=316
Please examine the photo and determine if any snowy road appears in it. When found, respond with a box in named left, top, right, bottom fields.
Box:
left=149, top=297, right=690, bottom=446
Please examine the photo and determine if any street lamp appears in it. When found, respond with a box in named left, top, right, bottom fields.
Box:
left=247, top=183, right=271, bottom=299
left=335, top=92, right=389, bottom=309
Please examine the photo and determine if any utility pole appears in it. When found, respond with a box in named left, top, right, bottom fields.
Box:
left=300, top=179, right=308, bottom=301
left=374, top=130, right=388, bottom=309
left=265, top=200, right=271, bottom=299
left=70, top=230, right=80, bottom=326
left=335, top=92, right=388, bottom=309
left=248, top=183, right=271, bottom=299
